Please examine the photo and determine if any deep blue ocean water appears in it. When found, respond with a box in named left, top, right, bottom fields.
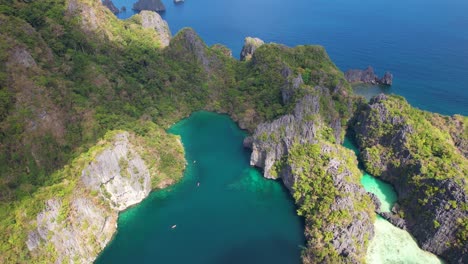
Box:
left=112, top=0, right=468, bottom=116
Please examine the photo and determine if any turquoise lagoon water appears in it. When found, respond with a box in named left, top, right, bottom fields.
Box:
left=111, top=0, right=468, bottom=116
left=96, top=112, right=304, bottom=264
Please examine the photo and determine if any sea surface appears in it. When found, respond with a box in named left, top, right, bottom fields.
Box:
left=96, top=112, right=304, bottom=264
left=111, top=0, right=468, bottom=116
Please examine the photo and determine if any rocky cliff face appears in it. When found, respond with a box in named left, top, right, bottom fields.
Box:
left=245, top=92, right=374, bottom=263
left=24, top=131, right=185, bottom=263
left=352, top=94, right=467, bottom=263
left=345, top=66, right=393, bottom=85
left=139, top=11, right=171, bottom=48
left=240, top=37, right=264, bottom=61
left=133, top=0, right=166, bottom=12
left=245, top=89, right=343, bottom=181
left=81, top=132, right=152, bottom=211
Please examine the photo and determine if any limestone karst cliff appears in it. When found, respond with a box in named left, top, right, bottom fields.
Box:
left=244, top=92, right=374, bottom=263
left=352, top=94, right=467, bottom=263
left=2, top=129, right=185, bottom=263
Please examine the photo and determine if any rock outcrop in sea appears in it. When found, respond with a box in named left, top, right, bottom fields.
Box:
left=240, top=37, right=265, bottom=61
left=139, top=11, right=171, bottom=47
left=352, top=94, right=467, bottom=263
left=102, top=0, right=119, bottom=14
left=345, top=66, right=393, bottom=85
left=133, top=0, right=166, bottom=12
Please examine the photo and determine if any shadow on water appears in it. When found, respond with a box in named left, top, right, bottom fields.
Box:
left=212, top=236, right=303, bottom=264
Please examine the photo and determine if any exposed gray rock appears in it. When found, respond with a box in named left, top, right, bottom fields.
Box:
left=369, top=192, right=382, bottom=213
left=247, top=94, right=320, bottom=183
left=352, top=94, right=468, bottom=263
left=81, top=132, right=151, bottom=211
left=379, top=212, right=407, bottom=230
left=27, top=132, right=156, bottom=263
left=27, top=198, right=116, bottom=263
left=380, top=71, right=393, bottom=85
left=102, top=0, right=119, bottom=14
left=133, top=0, right=166, bottom=12
left=246, top=92, right=374, bottom=262
left=344, top=66, right=393, bottom=86
left=280, top=66, right=304, bottom=105
left=240, top=37, right=264, bottom=61
left=139, top=10, right=171, bottom=48
left=8, top=47, right=36, bottom=68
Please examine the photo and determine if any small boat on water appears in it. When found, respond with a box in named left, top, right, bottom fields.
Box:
left=197, top=182, right=200, bottom=187
left=171, top=225, right=177, bottom=229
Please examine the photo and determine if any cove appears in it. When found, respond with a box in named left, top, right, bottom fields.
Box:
left=95, top=111, right=304, bottom=263
left=343, top=138, right=443, bottom=263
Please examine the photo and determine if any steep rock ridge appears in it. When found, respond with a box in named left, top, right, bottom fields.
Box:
left=26, top=198, right=116, bottom=263
left=25, top=132, right=152, bottom=262
left=289, top=142, right=375, bottom=264
left=139, top=11, right=171, bottom=48
left=245, top=92, right=374, bottom=263
left=345, top=66, right=393, bottom=85
left=245, top=86, right=347, bottom=180
left=352, top=94, right=468, bottom=263
left=240, top=37, right=264, bottom=61
left=67, top=0, right=165, bottom=46
left=169, top=28, right=212, bottom=71
left=81, top=132, right=151, bottom=211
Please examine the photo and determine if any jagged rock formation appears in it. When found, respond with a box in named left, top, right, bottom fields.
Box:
left=81, top=132, right=152, bottom=210
left=133, top=0, right=166, bottom=12
left=139, top=11, right=171, bottom=47
left=352, top=94, right=467, bottom=263
left=102, top=0, right=119, bottom=14
left=23, top=131, right=185, bottom=263
left=245, top=93, right=374, bottom=263
left=240, top=37, right=264, bottom=61
left=280, top=66, right=304, bottom=105
left=345, top=66, right=393, bottom=85
left=245, top=90, right=344, bottom=180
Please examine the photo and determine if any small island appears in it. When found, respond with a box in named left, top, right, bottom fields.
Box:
left=345, top=66, right=393, bottom=85
left=133, top=0, right=166, bottom=12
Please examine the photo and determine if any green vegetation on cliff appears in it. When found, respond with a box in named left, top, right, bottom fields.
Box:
left=0, top=0, right=359, bottom=262
left=353, top=94, right=467, bottom=261
left=288, top=141, right=374, bottom=263
left=0, top=126, right=185, bottom=263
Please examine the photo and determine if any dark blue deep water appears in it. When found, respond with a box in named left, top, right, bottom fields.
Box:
left=112, top=0, right=468, bottom=116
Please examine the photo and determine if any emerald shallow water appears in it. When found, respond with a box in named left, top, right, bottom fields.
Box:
left=95, top=111, right=304, bottom=264
left=343, top=138, right=442, bottom=264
